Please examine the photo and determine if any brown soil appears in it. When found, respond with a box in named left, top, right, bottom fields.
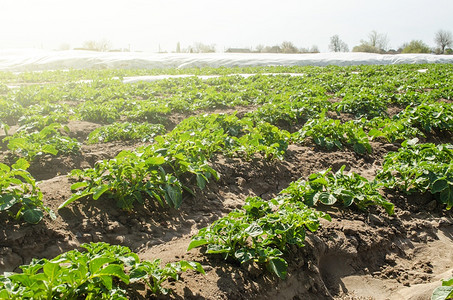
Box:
left=1, top=118, right=452, bottom=300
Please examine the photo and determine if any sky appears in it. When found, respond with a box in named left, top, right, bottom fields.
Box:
left=0, top=0, right=452, bottom=52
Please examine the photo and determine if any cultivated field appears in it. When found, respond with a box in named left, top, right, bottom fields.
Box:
left=0, top=64, right=452, bottom=299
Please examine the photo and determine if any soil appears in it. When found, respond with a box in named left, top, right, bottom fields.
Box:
left=1, top=115, right=452, bottom=300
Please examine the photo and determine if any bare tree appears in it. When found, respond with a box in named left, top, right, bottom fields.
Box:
left=434, top=30, right=453, bottom=54
left=310, top=45, right=320, bottom=53
left=329, top=35, right=349, bottom=52
left=82, top=39, right=112, bottom=52
left=366, top=30, right=389, bottom=51
left=192, top=42, right=216, bottom=53
left=255, top=44, right=264, bottom=53
left=281, top=41, right=298, bottom=53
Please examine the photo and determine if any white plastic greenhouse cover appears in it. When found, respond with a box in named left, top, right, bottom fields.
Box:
left=1, top=49, right=453, bottom=71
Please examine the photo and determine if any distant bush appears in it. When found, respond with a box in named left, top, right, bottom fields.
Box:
left=352, top=44, right=382, bottom=53
left=401, top=40, right=431, bottom=53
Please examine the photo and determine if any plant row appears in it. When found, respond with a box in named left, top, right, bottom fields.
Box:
left=0, top=242, right=204, bottom=299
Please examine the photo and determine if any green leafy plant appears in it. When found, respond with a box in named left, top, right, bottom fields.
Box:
left=397, top=102, right=453, bottom=134
left=295, top=114, right=372, bottom=154
left=0, top=242, right=204, bottom=299
left=130, top=259, right=205, bottom=295
left=432, top=277, right=453, bottom=300
left=377, top=139, right=453, bottom=209
left=86, top=122, right=165, bottom=144
left=0, top=158, right=54, bottom=224
left=60, top=145, right=218, bottom=211
left=281, top=166, right=394, bottom=214
left=188, top=197, right=330, bottom=279
left=4, top=123, right=80, bottom=161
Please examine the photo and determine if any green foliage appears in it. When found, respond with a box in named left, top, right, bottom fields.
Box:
left=401, top=40, right=431, bottom=54
left=188, top=197, right=330, bottom=279
left=19, top=102, right=70, bottom=131
left=130, top=259, right=205, bottom=295
left=397, top=102, right=453, bottom=133
left=366, top=117, right=421, bottom=143
left=77, top=101, right=120, bottom=124
left=281, top=166, right=394, bottom=214
left=0, top=242, right=204, bottom=299
left=235, top=121, right=291, bottom=160
left=295, top=115, right=372, bottom=154
left=4, top=123, right=80, bottom=161
left=335, top=90, right=389, bottom=118
left=62, top=113, right=292, bottom=211
left=377, top=139, right=453, bottom=209
left=86, top=122, right=166, bottom=144
left=0, top=99, right=24, bottom=126
left=0, top=158, right=54, bottom=224
left=432, top=277, right=453, bottom=300
left=248, top=96, right=330, bottom=127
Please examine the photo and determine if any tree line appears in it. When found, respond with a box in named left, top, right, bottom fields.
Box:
left=70, top=29, right=452, bottom=54
left=329, top=30, right=453, bottom=54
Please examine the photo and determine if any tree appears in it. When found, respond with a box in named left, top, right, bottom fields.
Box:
left=352, top=30, right=389, bottom=53
left=434, top=30, right=453, bottom=54
left=281, top=41, right=298, bottom=53
left=367, top=30, right=389, bottom=51
left=329, top=35, right=349, bottom=52
left=82, top=39, right=112, bottom=52
left=401, top=40, right=431, bottom=53
left=255, top=44, right=264, bottom=53
left=192, top=42, right=216, bottom=53
left=263, top=45, right=281, bottom=53
left=310, top=45, right=320, bottom=53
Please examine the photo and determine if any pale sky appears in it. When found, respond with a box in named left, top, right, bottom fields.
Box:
left=0, top=0, right=452, bottom=52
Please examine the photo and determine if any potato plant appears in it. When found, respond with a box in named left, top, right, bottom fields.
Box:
left=377, top=139, right=453, bottom=210
left=295, top=114, right=372, bottom=154
left=281, top=165, right=394, bottom=215
left=432, top=277, right=453, bottom=300
left=86, top=122, right=165, bottom=144
left=0, top=242, right=204, bottom=299
left=188, top=197, right=330, bottom=279
left=0, top=158, right=54, bottom=224
left=4, top=123, right=80, bottom=161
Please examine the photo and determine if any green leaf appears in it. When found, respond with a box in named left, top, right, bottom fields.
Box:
left=0, top=195, right=17, bottom=211
left=92, top=264, right=129, bottom=284
left=440, top=188, right=452, bottom=205
left=196, top=174, right=207, bottom=190
left=23, top=208, right=44, bottom=224
left=165, top=184, right=182, bottom=209
left=234, top=248, right=255, bottom=263
left=100, top=274, right=113, bottom=290
left=129, top=266, right=148, bottom=282
left=432, top=179, right=448, bottom=193
left=146, top=156, right=165, bottom=165
left=70, top=181, right=89, bottom=190
left=317, top=192, right=337, bottom=205
left=89, top=257, right=116, bottom=274
left=266, top=257, right=288, bottom=279
left=431, top=286, right=453, bottom=300
left=368, top=129, right=384, bottom=138
left=42, top=144, right=58, bottom=156
left=92, top=184, right=110, bottom=200
left=353, top=143, right=367, bottom=154
left=442, top=277, right=453, bottom=286
left=58, top=190, right=94, bottom=209
left=187, top=239, right=208, bottom=251
left=245, top=223, right=263, bottom=237
left=12, top=158, right=30, bottom=170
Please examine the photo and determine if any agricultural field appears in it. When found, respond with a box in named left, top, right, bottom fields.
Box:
left=0, top=64, right=452, bottom=299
